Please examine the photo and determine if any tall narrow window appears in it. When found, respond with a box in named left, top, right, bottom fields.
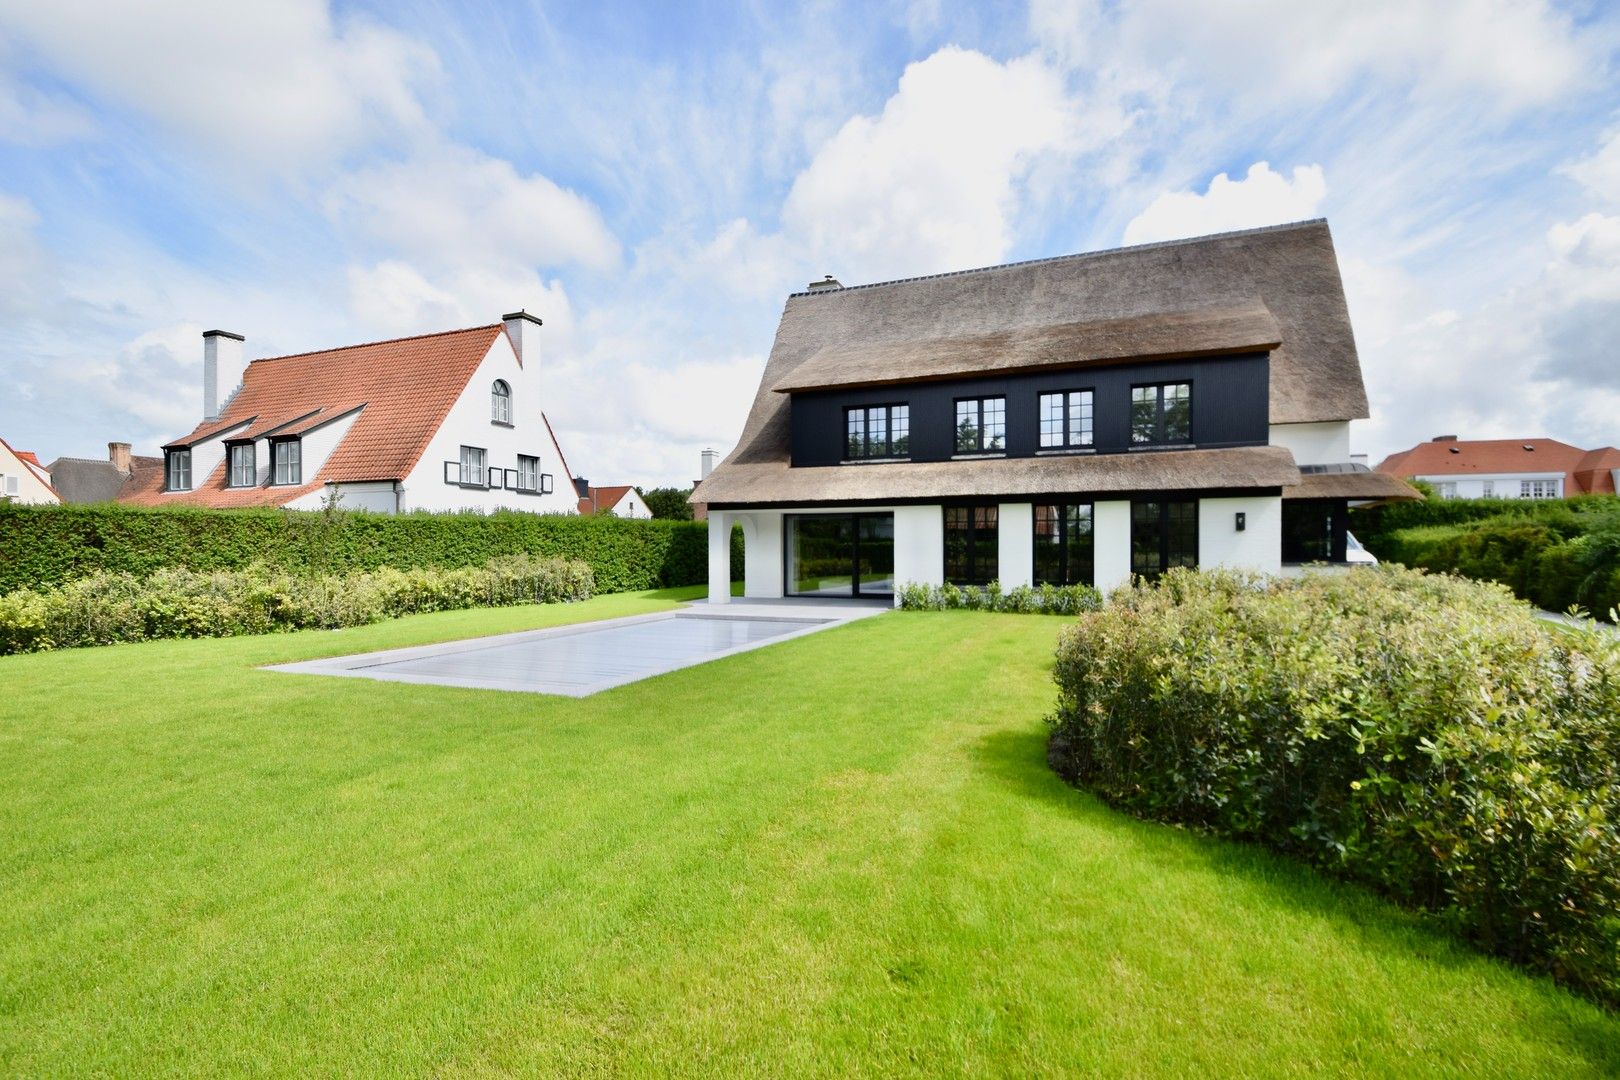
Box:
left=271, top=439, right=302, bottom=485
left=1038, top=390, right=1094, bottom=449
left=1131, top=500, right=1197, bottom=579
left=954, top=397, right=1005, bottom=453
left=1034, top=503, right=1094, bottom=585
left=491, top=380, right=512, bottom=424
left=166, top=449, right=191, bottom=492
left=517, top=454, right=540, bottom=492
left=944, top=505, right=998, bottom=585
left=843, top=404, right=910, bottom=459
left=460, top=445, right=486, bottom=487
left=1130, top=382, right=1192, bottom=445
left=227, top=443, right=255, bottom=488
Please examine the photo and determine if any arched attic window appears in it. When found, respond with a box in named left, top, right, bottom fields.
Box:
left=492, top=379, right=512, bottom=424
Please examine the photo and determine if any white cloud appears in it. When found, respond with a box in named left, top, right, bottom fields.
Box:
left=0, top=72, right=96, bottom=145
left=326, top=144, right=621, bottom=274
left=0, top=0, right=437, bottom=172
left=346, top=260, right=575, bottom=341
left=1123, top=162, right=1327, bottom=245
left=781, top=47, right=1082, bottom=281
left=1562, top=127, right=1620, bottom=204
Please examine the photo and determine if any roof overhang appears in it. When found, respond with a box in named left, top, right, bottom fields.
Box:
left=1285, top=467, right=1422, bottom=502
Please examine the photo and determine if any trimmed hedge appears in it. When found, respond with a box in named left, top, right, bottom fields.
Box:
left=0, top=554, right=594, bottom=655
left=0, top=502, right=742, bottom=594
left=1351, top=493, right=1619, bottom=536
left=1048, top=566, right=1620, bottom=1005
left=898, top=580, right=1102, bottom=614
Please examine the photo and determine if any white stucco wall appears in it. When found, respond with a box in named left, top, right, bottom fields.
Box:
left=708, top=511, right=734, bottom=603
left=1199, top=494, right=1282, bottom=574
left=997, top=502, right=1034, bottom=589
left=1269, top=421, right=1351, bottom=465
left=893, top=504, right=944, bottom=594
left=741, top=513, right=784, bottom=597
left=1414, top=472, right=1564, bottom=499
left=285, top=480, right=399, bottom=513
left=401, top=332, right=579, bottom=514
left=607, top=490, right=651, bottom=519
left=1093, top=500, right=1132, bottom=593
left=0, top=443, right=59, bottom=504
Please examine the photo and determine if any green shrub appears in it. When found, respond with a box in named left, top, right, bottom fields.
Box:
left=1047, top=566, right=1620, bottom=1005
left=898, top=580, right=1101, bottom=615
left=0, top=554, right=594, bottom=655
left=1351, top=493, right=1619, bottom=537
left=0, top=502, right=741, bottom=594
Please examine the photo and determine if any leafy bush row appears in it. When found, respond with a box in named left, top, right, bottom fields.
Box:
left=1375, top=516, right=1620, bottom=621
left=0, top=554, right=593, bottom=655
left=898, top=580, right=1102, bottom=614
left=1351, top=492, right=1619, bottom=534
left=1047, top=566, right=1620, bottom=1005
left=0, top=502, right=741, bottom=594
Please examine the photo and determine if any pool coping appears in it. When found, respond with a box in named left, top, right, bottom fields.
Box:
left=263, top=603, right=886, bottom=697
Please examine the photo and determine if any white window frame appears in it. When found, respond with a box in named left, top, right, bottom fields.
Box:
left=271, top=439, right=302, bottom=486
left=460, top=445, right=487, bottom=487
left=166, top=449, right=192, bottom=492
left=228, top=443, right=256, bottom=488
left=492, top=380, right=512, bottom=425
left=1437, top=481, right=1458, bottom=498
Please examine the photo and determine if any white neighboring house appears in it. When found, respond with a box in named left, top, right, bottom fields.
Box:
left=0, top=437, right=60, bottom=504
left=576, top=484, right=651, bottom=519
left=122, top=314, right=581, bottom=514
left=1377, top=436, right=1620, bottom=499
left=693, top=220, right=1418, bottom=603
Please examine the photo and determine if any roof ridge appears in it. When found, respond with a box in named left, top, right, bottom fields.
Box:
left=250, top=323, right=502, bottom=365
left=787, top=219, right=1330, bottom=299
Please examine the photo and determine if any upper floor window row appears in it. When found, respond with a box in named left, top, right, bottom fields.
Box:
left=1040, top=390, right=1093, bottom=449
left=845, top=404, right=909, bottom=459
left=955, top=396, right=1006, bottom=453
left=1131, top=382, right=1191, bottom=446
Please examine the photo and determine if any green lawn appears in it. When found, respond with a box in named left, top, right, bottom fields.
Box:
left=2, top=590, right=1617, bottom=1077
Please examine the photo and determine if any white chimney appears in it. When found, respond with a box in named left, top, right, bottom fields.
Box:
left=203, top=330, right=245, bottom=421
left=700, top=448, right=718, bottom=480
left=502, top=310, right=542, bottom=365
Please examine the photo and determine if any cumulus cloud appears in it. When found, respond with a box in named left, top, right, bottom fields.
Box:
left=1123, top=163, right=1327, bottom=245
left=345, top=260, right=575, bottom=341
left=0, top=0, right=437, bottom=172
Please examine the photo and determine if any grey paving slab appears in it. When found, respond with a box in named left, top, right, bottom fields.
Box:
left=266, top=602, right=885, bottom=697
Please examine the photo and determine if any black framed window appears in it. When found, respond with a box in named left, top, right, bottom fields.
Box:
left=459, top=445, right=486, bottom=487
left=1038, top=390, right=1094, bottom=449
left=844, top=404, right=910, bottom=459
left=786, top=513, right=894, bottom=597
left=1282, top=499, right=1347, bottom=563
left=491, top=379, right=513, bottom=424
left=1130, top=382, right=1192, bottom=445
left=1131, top=500, right=1197, bottom=579
left=1034, top=503, right=1094, bottom=585
left=944, top=505, right=998, bottom=585
left=954, top=397, right=1006, bottom=453
left=227, top=443, right=255, bottom=488
left=271, top=439, right=302, bottom=485
left=165, top=449, right=191, bottom=492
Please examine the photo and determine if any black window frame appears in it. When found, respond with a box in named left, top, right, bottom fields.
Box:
left=1281, top=499, right=1348, bottom=564
left=226, top=442, right=256, bottom=488
left=1033, top=502, right=1095, bottom=586
left=491, top=379, right=513, bottom=426
left=164, top=448, right=191, bottom=492
left=270, top=437, right=302, bottom=486
left=1037, top=389, right=1095, bottom=450
left=1131, top=499, right=1198, bottom=579
left=943, top=503, right=999, bottom=585
left=1129, top=381, right=1193, bottom=446
left=843, top=403, right=911, bottom=460
left=953, top=396, right=1006, bottom=454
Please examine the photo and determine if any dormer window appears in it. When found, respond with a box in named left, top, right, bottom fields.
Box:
left=271, top=438, right=302, bottom=485
left=492, top=380, right=512, bottom=425
left=165, top=449, right=191, bottom=492
left=954, top=397, right=1005, bottom=453
left=1130, top=382, right=1192, bottom=445
left=227, top=443, right=256, bottom=487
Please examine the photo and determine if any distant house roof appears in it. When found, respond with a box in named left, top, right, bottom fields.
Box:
left=1378, top=437, right=1620, bottom=494
left=47, top=454, right=163, bottom=503
left=1, top=436, right=60, bottom=498
left=578, top=485, right=636, bottom=515
left=122, top=324, right=507, bottom=508
left=697, top=220, right=1371, bottom=507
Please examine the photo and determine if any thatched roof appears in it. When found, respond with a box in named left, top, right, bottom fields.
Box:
left=773, top=299, right=1282, bottom=394
left=698, top=446, right=1300, bottom=508
left=698, top=220, right=1370, bottom=507
left=1285, top=467, right=1421, bottom=502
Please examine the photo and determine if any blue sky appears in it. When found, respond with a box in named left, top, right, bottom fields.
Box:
left=1, top=0, right=1618, bottom=485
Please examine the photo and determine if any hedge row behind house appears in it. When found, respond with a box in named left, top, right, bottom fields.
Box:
left=0, top=503, right=741, bottom=594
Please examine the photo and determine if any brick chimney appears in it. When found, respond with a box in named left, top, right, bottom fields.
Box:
left=108, top=442, right=131, bottom=473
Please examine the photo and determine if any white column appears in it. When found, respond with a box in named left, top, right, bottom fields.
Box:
left=893, top=504, right=943, bottom=602
left=1093, top=500, right=1132, bottom=594
left=1198, top=495, right=1282, bottom=575
left=707, top=511, right=732, bottom=604
left=997, top=502, right=1033, bottom=588
left=743, top=513, right=784, bottom=598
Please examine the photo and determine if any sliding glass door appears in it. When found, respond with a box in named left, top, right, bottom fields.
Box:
left=786, top=513, right=894, bottom=598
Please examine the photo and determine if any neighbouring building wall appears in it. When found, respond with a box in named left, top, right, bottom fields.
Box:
left=1199, top=494, right=1283, bottom=574
left=610, top=491, right=651, bottom=519
left=402, top=334, right=579, bottom=514
left=1416, top=472, right=1565, bottom=499
left=0, top=444, right=58, bottom=505
left=286, top=480, right=399, bottom=513
left=1269, top=421, right=1351, bottom=465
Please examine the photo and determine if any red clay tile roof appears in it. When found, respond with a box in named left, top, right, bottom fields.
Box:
left=578, top=485, right=634, bottom=515
left=124, top=325, right=504, bottom=508
left=1377, top=438, right=1620, bottom=495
